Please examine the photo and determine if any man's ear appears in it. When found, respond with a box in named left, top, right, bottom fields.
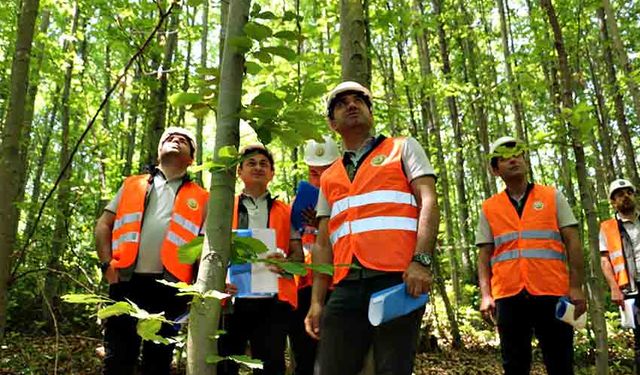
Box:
left=327, top=117, right=338, bottom=132
left=489, top=164, right=500, bottom=177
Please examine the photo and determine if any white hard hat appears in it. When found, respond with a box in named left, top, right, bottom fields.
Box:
left=158, top=126, right=197, bottom=158
left=303, top=135, right=340, bottom=166
left=489, top=136, right=521, bottom=156
left=326, top=81, right=372, bottom=117
left=609, top=179, right=636, bottom=198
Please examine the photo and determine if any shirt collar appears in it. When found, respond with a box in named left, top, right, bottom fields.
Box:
left=616, top=212, right=640, bottom=223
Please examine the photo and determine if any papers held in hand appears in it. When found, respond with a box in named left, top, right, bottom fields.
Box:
left=228, top=229, right=279, bottom=298
left=620, top=298, right=636, bottom=329
left=291, top=181, right=319, bottom=232
left=368, top=283, right=429, bottom=326
left=555, top=297, right=586, bottom=329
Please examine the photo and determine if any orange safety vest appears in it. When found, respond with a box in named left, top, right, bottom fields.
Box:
left=321, top=137, right=419, bottom=284
left=482, top=184, right=568, bottom=299
left=110, top=174, right=209, bottom=283
left=232, top=195, right=298, bottom=309
left=600, top=218, right=631, bottom=289
left=297, top=228, right=316, bottom=289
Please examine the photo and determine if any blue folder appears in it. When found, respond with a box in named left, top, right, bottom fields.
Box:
left=291, top=181, right=319, bottom=231
left=368, top=283, right=429, bottom=326
left=229, top=229, right=276, bottom=298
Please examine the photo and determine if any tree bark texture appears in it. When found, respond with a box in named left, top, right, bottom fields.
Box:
left=340, top=0, right=371, bottom=87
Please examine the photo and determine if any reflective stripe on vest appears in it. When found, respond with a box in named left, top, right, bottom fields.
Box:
left=490, top=248, right=566, bottom=266
left=112, top=231, right=140, bottom=250
left=494, top=230, right=562, bottom=247
left=173, top=213, right=201, bottom=237
left=114, top=212, right=143, bottom=231
left=330, top=216, right=417, bottom=245
left=330, top=190, right=417, bottom=218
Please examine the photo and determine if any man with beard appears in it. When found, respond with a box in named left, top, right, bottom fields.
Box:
left=305, top=81, right=439, bottom=375
left=600, top=179, right=640, bottom=371
left=476, top=136, right=586, bottom=375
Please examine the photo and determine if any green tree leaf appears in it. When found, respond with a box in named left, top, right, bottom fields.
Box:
left=253, top=50, right=273, bottom=64
left=229, top=355, right=264, bottom=369
left=62, top=294, right=111, bottom=304
left=228, top=36, right=253, bottom=52
left=245, top=61, right=263, bottom=75
left=305, top=263, right=335, bottom=276
left=97, top=301, right=135, bottom=320
left=206, top=354, right=225, bottom=364
left=273, top=30, right=298, bottom=41
left=255, top=11, right=276, bottom=20
left=169, top=92, right=203, bottom=107
left=302, top=82, right=327, bottom=99
left=251, top=91, right=283, bottom=109
left=261, top=46, right=297, bottom=61
left=178, top=237, right=205, bottom=265
left=244, top=22, right=273, bottom=41
left=136, top=318, right=168, bottom=343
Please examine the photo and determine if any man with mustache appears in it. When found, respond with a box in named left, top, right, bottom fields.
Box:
left=600, top=178, right=640, bottom=372
left=305, top=81, right=439, bottom=375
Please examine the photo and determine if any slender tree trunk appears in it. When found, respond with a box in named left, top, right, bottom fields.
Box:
left=371, top=39, right=397, bottom=135
left=433, top=0, right=470, bottom=294
left=540, top=1, right=609, bottom=373
left=43, top=3, right=81, bottom=328
left=178, top=5, right=193, bottom=127
left=123, top=66, right=141, bottom=177
left=195, top=0, right=209, bottom=186
left=0, top=0, right=40, bottom=339
left=144, top=4, right=181, bottom=166
left=340, top=0, right=370, bottom=86
left=597, top=6, right=638, bottom=186
left=187, top=1, right=250, bottom=373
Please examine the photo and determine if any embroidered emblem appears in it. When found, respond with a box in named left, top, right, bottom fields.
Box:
left=620, top=181, right=627, bottom=186
left=371, top=155, right=386, bottom=166
left=315, top=146, right=325, bottom=157
left=187, top=198, right=199, bottom=210
left=532, top=201, right=544, bottom=211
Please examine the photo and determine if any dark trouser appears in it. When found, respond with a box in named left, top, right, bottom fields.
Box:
left=103, top=273, right=190, bottom=375
left=495, top=291, right=574, bottom=375
left=288, top=286, right=317, bottom=375
left=218, top=297, right=291, bottom=375
left=316, top=273, right=424, bottom=375
left=633, top=294, right=640, bottom=374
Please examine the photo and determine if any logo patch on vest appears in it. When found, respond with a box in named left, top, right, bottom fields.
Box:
left=187, top=198, right=199, bottom=210
left=532, top=201, right=544, bottom=210
left=315, top=146, right=325, bottom=157
left=371, top=155, right=386, bottom=166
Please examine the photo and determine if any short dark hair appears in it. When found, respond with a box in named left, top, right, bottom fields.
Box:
left=327, top=91, right=372, bottom=120
left=239, top=145, right=275, bottom=170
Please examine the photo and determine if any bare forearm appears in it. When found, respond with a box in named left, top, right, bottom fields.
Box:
left=477, top=246, right=493, bottom=298
left=600, top=255, right=619, bottom=290
left=415, top=196, right=439, bottom=256
left=287, top=239, right=304, bottom=262
left=95, top=222, right=112, bottom=262
left=311, top=242, right=332, bottom=305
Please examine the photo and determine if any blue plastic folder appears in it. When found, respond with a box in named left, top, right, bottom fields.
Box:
left=228, top=229, right=277, bottom=298
left=368, top=283, right=429, bottom=326
left=291, top=181, right=319, bottom=231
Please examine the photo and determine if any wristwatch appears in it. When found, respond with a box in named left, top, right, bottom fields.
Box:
left=412, top=252, right=433, bottom=268
left=100, top=261, right=111, bottom=273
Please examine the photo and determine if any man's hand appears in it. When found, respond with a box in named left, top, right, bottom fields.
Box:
left=266, top=251, right=286, bottom=274
left=305, top=302, right=323, bottom=340
left=609, top=285, right=624, bottom=306
left=225, top=282, right=238, bottom=296
left=103, top=265, right=119, bottom=285
left=569, top=286, right=587, bottom=319
left=480, top=294, right=496, bottom=326
left=403, top=262, right=433, bottom=297
left=302, top=207, right=319, bottom=229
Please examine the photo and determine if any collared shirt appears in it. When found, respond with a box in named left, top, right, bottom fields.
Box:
left=599, top=212, right=640, bottom=280
left=237, top=192, right=301, bottom=240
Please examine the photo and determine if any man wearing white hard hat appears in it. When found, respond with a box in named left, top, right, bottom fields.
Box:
left=95, top=126, right=208, bottom=374
left=476, top=136, right=585, bottom=375
left=305, top=81, right=439, bottom=375
left=599, top=178, right=640, bottom=371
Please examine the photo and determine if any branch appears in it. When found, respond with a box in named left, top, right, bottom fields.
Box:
left=10, top=3, right=177, bottom=280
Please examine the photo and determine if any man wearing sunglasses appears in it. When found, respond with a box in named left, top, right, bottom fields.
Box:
left=600, top=179, right=640, bottom=371
left=475, top=136, right=586, bottom=375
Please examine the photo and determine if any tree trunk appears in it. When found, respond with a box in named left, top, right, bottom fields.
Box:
left=42, top=3, right=81, bottom=329
left=0, top=0, right=40, bottom=339
left=195, top=0, right=209, bottom=186
left=433, top=0, right=470, bottom=294
left=178, top=5, right=193, bottom=127
left=186, top=1, right=250, bottom=373
left=144, top=5, right=181, bottom=166
left=340, top=0, right=370, bottom=86
left=597, top=6, right=639, bottom=187
left=123, top=66, right=141, bottom=177
left=540, top=1, right=609, bottom=373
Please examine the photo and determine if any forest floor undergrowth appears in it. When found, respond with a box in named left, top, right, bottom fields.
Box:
left=0, top=331, right=634, bottom=374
